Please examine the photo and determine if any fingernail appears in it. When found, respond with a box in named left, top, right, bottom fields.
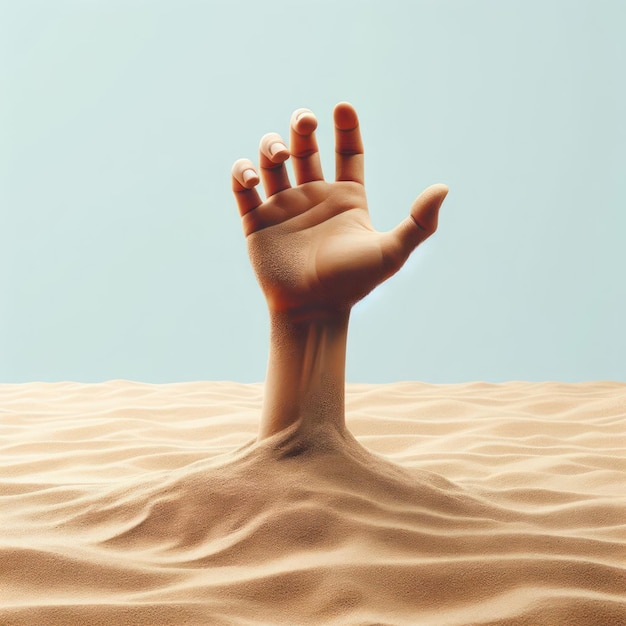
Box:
left=242, top=169, right=258, bottom=185
left=296, top=112, right=317, bottom=134
left=270, top=142, right=288, bottom=157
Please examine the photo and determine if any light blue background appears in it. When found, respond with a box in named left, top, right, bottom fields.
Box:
left=2, top=0, right=624, bottom=383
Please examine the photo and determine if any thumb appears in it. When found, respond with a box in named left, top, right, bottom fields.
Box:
left=382, top=184, right=449, bottom=276
left=409, top=183, right=449, bottom=236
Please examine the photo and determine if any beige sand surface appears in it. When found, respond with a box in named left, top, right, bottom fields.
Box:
left=1, top=380, right=625, bottom=625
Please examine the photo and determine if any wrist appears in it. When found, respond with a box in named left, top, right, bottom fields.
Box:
left=267, top=302, right=351, bottom=325
left=267, top=307, right=350, bottom=338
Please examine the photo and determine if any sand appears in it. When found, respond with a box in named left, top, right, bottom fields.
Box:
left=1, top=380, right=624, bottom=625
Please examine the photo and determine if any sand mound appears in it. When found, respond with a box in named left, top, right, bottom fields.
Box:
left=1, top=381, right=625, bottom=625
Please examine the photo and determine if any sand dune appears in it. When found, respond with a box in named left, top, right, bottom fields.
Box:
left=1, top=381, right=625, bottom=625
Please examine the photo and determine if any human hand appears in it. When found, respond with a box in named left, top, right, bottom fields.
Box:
left=231, top=102, right=448, bottom=317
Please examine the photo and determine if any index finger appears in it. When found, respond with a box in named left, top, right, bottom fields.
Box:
left=334, top=102, right=364, bottom=184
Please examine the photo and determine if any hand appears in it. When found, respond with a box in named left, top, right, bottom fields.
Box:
left=231, top=102, right=448, bottom=317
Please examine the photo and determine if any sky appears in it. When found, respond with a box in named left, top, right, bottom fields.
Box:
left=1, top=0, right=625, bottom=384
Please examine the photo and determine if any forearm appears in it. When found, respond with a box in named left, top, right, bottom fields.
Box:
left=257, top=309, right=350, bottom=441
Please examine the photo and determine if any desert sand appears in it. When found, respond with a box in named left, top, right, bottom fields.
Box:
left=1, top=380, right=625, bottom=625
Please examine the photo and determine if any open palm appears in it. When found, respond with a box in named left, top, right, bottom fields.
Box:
left=231, top=103, right=448, bottom=315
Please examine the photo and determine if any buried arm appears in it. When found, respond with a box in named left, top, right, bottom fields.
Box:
left=231, top=103, right=448, bottom=442
left=260, top=308, right=350, bottom=441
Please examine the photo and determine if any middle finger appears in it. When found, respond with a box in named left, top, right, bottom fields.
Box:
left=289, top=108, right=324, bottom=185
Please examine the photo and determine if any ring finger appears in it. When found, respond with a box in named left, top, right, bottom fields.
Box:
left=259, top=132, right=291, bottom=197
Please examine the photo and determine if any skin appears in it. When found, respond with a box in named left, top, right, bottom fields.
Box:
left=231, top=102, right=448, bottom=442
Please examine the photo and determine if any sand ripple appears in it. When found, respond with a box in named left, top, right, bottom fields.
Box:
left=1, top=381, right=625, bottom=625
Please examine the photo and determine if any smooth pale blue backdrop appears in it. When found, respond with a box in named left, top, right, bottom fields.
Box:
left=2, top=0, right=625, bottom=383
